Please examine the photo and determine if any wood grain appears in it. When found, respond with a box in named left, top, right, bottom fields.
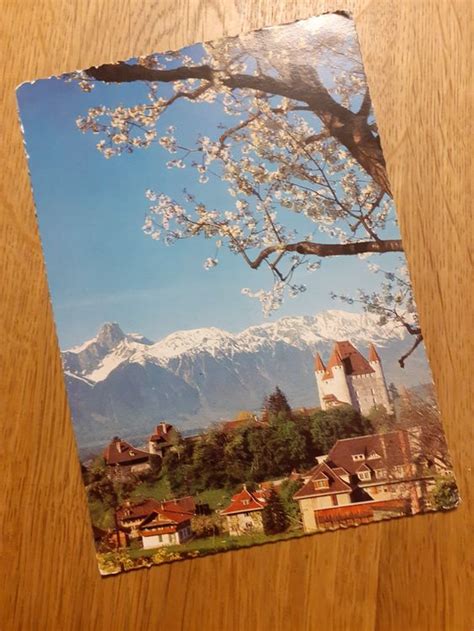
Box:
left=0, top=1, right=472, bottom=629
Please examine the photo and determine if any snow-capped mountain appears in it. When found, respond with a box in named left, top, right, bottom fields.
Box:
left=62, top=311, right=431, bottom=449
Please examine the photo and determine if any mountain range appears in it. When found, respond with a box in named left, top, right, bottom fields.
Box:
left=62, top=310, right=432, bottom=449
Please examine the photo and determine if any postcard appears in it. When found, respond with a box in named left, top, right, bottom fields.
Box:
left=17, top=11, right=459, bottom=576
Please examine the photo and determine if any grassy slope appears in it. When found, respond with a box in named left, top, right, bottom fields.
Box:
left=128, top=529, right=304, bottom=559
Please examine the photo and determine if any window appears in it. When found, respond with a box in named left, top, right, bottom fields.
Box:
left=376, top=469, right=387, bottom=479
left=242, top=499, right=250, bottom=505
left=367, top=451, right=380, bottom=460
left=331, top=495, right=339, bottom=506
left=315, top=478, right=329, bottom=489
left=393, top=465, right=406, bottom=477
left=352, top=454, right=365, bottom=462
left=358, top=470, right=371, bottom=481
left=158, top=534, right=163, bottom=542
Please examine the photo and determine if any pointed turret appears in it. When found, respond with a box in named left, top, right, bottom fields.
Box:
left=368, top=343, right=381, bottom=363
left=314, top=353, right=326, bottom=372
left=327, top=345, right=344, bottom=369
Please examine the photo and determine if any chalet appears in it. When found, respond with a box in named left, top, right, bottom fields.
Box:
left=139, top=508, right=193, bottom=549
left=103, top=437, right=150, bottom=475
left=148, top=422, right=179, bottom=457
left=294, top=429, right=434, bottom=532
left=116, top=496, right=196, bottom=543
left=221, top=485, right=271, bottom=536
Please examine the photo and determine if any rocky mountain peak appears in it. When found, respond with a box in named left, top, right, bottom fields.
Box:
left=96, top=322, right=125, bottom=349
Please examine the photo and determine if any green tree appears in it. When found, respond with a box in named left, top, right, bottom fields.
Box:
left=223, top=430, right=252, bottom=485
left=310, top=406, right=374, bottom=455
left=262, top=489, right=288, bottom=535
left=278, top=479, right=303, bottom=525
left=87, top=477, right=119, bottom=509
left=162, top=449, right=189, bottom=495
left=367, top=404, right=394, bottom=433
left=145, top=453, right=163, bottom=482
left=263, top=386, right=292, bottom=422
left=269, top=413, right=308, bottom=475
left=86, top=455, right=108, bottom=483
left=247, top=426, right=275, bottom=482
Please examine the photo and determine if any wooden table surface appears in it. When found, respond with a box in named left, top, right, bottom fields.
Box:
left=0, top=1, right=472, bottom=629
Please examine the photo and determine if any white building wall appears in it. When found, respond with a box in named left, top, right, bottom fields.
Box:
left=142, top=532, right=178, bottom=549
left=316, top=365, right=352, bottom=410
left=348, top=374, right=378, bottom=415
left=298, top=493, right=352, bottom=532
left=369, top=359, right=392, bottom=412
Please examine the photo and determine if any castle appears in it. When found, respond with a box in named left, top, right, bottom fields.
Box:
left=314, top=341, right=392, bottom=416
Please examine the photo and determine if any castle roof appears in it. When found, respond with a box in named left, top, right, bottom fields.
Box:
left=322, top=341, right=375, bottom=379
left=314, top=353, right=326, bottom=372
left=368, top=343, right=381, bottom=363
left=103, top=438, right=150, bottom=466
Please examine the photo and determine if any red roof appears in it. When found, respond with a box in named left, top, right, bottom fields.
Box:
left=314, top=353, right=326, bottom=372
left=116, top=496, right=195, bottom=522
left=317, top=504, right=374, bottom=522
left=103, top=438, right=150, bottom=466
left=221, top=485, right=270, bottom=515
left=293, top=462, right=352, bottom=499
left=327, top=430, right=413, bottom=477
left=149, top=423, right=174, bottom=442
left=368, top=343, right=381, bottom=363
left=316, top=498, right=409, bottom=523
left=116, top=499, right=161, bottom=521
left=221, top=417, right=266, bottom=433
left=322, top=341, right=375, bottom=379
left=139, top=509, right=191, bottom=529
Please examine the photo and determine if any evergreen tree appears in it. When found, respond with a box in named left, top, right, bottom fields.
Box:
left=262, top=489, right=289, bottom=535
left=263, top=386, right=292, bottom=421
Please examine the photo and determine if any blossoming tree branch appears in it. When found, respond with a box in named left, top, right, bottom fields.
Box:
left=71, top=15, right=422, bottom=364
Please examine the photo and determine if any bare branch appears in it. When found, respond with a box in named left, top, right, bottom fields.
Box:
left=249, top=238, right=403, bottom=270
left=398, top=334, right=423, bottom=368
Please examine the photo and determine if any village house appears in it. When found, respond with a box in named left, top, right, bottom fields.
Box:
left=148, top=422, right=179, bottom=457
left=293, top=429, right=434, bottom=532
left=103, top=437, right=150, bottom=475
left=116, top=496, right=196, bottom=537
left=221, top=485, right=271, bottom=536
left=138, top=508, right=193, bottom=549
left=315, top=341, right=392, bottom=415
left=116, top=496, right=196, bottom=549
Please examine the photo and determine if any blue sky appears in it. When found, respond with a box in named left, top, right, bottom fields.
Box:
left=17, top=48, right=401, bottom=349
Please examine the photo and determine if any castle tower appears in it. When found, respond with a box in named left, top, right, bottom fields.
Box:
left=368, top=343, right=392, bottom=412
left=314, top=341, right=392, bottom=415
left=315, top=347, right=352, bottom=410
